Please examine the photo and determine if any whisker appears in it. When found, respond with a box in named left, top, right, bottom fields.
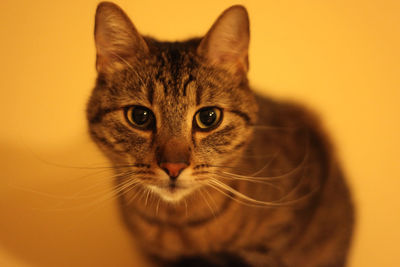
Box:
left=250, top=125, right=299, bottom=131
left=93, top=179, right=141, bottom=206
left=58, top=171, right=141, bottom=210
left=138, top=187, right=149, bottom=202
left=32, top=178, right=139, bottom=212
left=60, top=169, right=116, bottom=185
left=205, top=182, right=264, bottom=208
left=72, top=177, right=140, bottom=205
left=198, top=188, right=216, bottom=217
left=145, top=188, right=152, bottom=207
left=274, top=166, right=314, bottom=203
left=125, top=183, right=145, bottom=205
left=208, top=179, right=280, bottom=207
left=248, top=149, right=281, bottom=177
left=212, top=173, right=283, bottom=193
left=184, top=199, right=188, bottom=217
left=8, top=170, right=136, bottom=202
left=23, top=145, right=138, bottom=170
left=203, top=187, right=218, bottom=213
left=56, top=179, right=142, bottom=233
left=206, top=178, right=316, bottom=207
left=218, top=155, right=307, bottom=182
left=155, top=197, right=161, bottom=215
left=67, top=171, right=136, bottom=198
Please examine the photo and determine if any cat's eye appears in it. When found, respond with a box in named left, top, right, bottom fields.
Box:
left=125, top=106, right=155, bottom=130
left=194, top=107, right=222, bottom=131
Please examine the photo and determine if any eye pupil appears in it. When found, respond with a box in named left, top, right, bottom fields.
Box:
left=132, top=108, right=148, bottom=125
left=194, top=107, right=222, bottom=130
left=125, top=106, right=154, bottom=130
left=200, top=110, right=216, bottom=126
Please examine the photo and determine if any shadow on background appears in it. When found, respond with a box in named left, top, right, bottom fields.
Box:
left=0, top=138, right=144, bottom=266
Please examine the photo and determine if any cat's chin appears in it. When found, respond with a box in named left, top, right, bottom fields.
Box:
left=148, top=184, right=195, bottom=203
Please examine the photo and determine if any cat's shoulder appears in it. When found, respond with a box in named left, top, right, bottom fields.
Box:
left=254, top=92, right=323, bottom=129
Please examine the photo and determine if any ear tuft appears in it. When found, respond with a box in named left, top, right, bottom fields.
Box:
left=197, top=5, right=250, bottom=74
left=94, top=2, right=148, bottom=74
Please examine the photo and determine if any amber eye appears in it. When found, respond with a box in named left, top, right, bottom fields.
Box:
left=194, top=107, right=222, bottom=130
left=125, top=106, right=155, bottom=130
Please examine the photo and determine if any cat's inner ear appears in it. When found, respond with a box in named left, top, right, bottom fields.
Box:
left=94, top=2, right=148, bottom=74
left=197, top=5, right=250, bottom=74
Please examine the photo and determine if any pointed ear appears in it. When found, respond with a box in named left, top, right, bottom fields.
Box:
left=94, top=2, right=148, bottom=74
left=197, top=5, right=250, bottom=75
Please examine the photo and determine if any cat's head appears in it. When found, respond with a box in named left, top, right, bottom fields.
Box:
left=87, top=2, right=258, bottom=202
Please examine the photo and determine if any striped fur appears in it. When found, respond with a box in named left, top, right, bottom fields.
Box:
left=87, top=3, right=354, bottom=266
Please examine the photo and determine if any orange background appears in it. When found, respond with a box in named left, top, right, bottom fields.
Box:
left=1, top=0, right=399, bottom=266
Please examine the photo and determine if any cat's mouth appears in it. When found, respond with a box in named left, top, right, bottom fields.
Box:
left=163, top=181, right=191, bottom=194
left=149, top=182, right=195, bottom=202
left=167, top=182, right=181, bottom=191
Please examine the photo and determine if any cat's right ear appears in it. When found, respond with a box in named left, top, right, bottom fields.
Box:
left=94, top=2, right=148, bottom=74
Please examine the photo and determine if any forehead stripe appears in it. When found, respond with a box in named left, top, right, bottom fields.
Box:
left=196, top=84, right=204, bottom=105
left=147, top=82, right=154, bottom=104
left=183, top=73, right=194, bottom=97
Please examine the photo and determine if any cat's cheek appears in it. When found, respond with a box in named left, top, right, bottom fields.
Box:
left=193, top=125, right=249, bottom=157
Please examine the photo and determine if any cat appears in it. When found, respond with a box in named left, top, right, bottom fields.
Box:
left=87, top=2, right=354, bottom=266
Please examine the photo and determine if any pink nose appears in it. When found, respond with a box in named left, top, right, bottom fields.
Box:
left=160, top=162, right=188, bottom=179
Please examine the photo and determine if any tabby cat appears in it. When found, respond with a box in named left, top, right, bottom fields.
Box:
left=87, top=2, right=354, bottom=266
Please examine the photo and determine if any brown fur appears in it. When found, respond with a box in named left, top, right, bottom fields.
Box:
left=87, top=2, right=354, bottom=266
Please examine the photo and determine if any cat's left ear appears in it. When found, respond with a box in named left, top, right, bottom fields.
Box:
left=197, top=5, right=250, bottom=75
left=94, top=2, right=149, bottom=74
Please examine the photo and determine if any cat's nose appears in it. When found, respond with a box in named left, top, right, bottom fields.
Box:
left=157, top=137, right=190, bottom=180
left=160, top=162, right=188, bottom=180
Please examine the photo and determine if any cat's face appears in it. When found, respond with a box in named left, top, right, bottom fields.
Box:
left=87, top=3, right=258, bottom=202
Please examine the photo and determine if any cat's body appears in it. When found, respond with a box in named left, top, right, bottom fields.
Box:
left=87, top=2, right=354, bottom=266
left=117, top=95, right=353, bottom=267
